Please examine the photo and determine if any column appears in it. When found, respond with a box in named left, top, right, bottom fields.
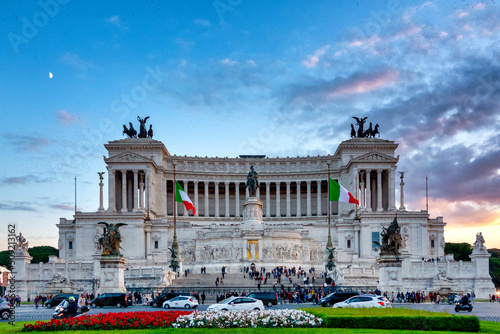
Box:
left=139, top=172, right=144, bottom=209
left=276, top=182, right=281, bottom=217
left=306, top=181, right=311, bottom=216
left=286, top=181, right=291, bottom=217
left=377, top=170, right=383, bottom=212
left=225, top=181, right=230, bottom=217
left=145, top=170, right=151, bottom=212
left=214, top=182, right=219, bottom=217
left=296, top=181, right=301, bottom=217
left=133, top=170, right=139, bottom=211
left=316, top=180, right=322, bottom=216
left=360, top=171, right=365, bottom=208
left=246, top=187, right=249, bottom=199
left=265, top=182, right=271, bottom=217
left=366, top=170, right=372, bottom=211
left=257, top=186, right=260, bottom=199
left=354, top=229, right=359, bottom=254
left=235, top=182, right=240, bottom=217
left=121, top=170, right=127, bottom=212
left=399, top=172, right=405, bottom=210
left=390, top=168, right=397, bottom=210
left=183, top=181, right=189, bottom=216
left=146, top=231, right=151, bottom=256
left=204, top=182, right=209, bottom=217
left=161, top=176, right=167, bottom=215
left=107, top=169, right=116, bottom=212
left=194, top=181, right=199, bottom=216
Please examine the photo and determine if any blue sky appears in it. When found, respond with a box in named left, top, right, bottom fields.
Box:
left=1, top=0, right=499, bottom=250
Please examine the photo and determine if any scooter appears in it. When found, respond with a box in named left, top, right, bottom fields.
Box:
left=454, top=300, right=473, bottom=313
left=52, top=300, right=90, bottom=319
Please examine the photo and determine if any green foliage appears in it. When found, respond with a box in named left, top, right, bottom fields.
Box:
left=445, top=242, right=472, bottom=261
left=303, top=308, right=480, bottom=332
left=0, top=246, right=58, bottom=270
left=489, top=248, right=500, bottom=259
left=490, top=257, right=500, bottom=288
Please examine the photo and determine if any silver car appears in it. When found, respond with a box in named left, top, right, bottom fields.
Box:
left=0, top=299, right=13, bottom=320
left=207, top=296, right=264, bottom=311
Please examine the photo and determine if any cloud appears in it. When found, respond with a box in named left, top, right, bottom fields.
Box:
left=0, top=202, right=37, bottom=212
left=0, top=175, right=53, bottom=185
left=106, top=15, right=127, bottom=29
left=302, top=45, right=330, bottom=68
left=60, top=52, right=94, bottom=71
left=220, top=58, right=237, bottom=66
left=193, top=19, right=211, bottom=27
left=51, top=204, right=74, bottom=211
left=4, top=134, right=52, bottom=152
left=57, top=110, right=85, bottom=126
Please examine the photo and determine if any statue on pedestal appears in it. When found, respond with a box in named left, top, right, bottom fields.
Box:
left=376, top=217, right=402, bottom=256
left=15, top=233, right=29, bottom=254
left=97, top=222, right=127, bottom=256
left=473, top=232, right=486, bottom=251
left=246, top=166, right=259, bottom=197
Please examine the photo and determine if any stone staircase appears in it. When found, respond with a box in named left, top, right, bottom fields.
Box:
left=170, top=273, right=264, bottom=289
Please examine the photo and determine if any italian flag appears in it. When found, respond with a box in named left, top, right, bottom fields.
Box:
left=175, top=181, right=196, bottom=215
left=329, top=178, right=359, bottom=205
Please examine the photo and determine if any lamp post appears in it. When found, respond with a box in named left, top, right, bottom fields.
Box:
left=172, top=163, right=178, bottom=252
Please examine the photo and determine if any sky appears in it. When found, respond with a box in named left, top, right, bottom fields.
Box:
left=0, top=0, right=499, bottom=251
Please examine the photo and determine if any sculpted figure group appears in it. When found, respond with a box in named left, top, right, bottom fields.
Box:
left=97, top=222, right=127, bottom=256
left=123, top=116, right=153, bottom=138
left=376, top=217, right=403, bottom=256
left=351, top=116, right=380, bottom=138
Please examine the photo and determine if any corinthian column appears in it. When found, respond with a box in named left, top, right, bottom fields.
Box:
left=133, top=170, right=139, bottom=212
left=107, top=169, right=116, bottom=212
left=214, top=182, right=220, bottom=217
left=194, top=181, right=199, bottom=216
left=366, top=170, right=372, bottom=211
left=204, top=182, right=209, bottom=217
left=276, top=182, right=281, bottom=217
left=296, top=181, right=301, bottom=217
left=286, top=181, right=291, bottom=217
left=235, top=182, right=240, bottom=217
left=225, top=181, right=230, bottom=217
left=266, top=182, right=271, bottom=217
left=121, top=170, right=127, bottom=212
left=377, top=170, right=383, bottom=212
left=399, top=171, right=406, bottom=210
left=306, top=181, right=311, bottom=216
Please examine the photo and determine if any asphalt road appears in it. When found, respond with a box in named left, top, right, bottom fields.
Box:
left=3, top=302, right=499, bottom=323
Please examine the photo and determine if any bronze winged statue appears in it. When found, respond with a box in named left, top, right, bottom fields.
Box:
left=97, top=222, right=128, bottom=256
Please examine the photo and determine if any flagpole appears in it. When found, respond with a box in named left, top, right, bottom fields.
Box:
left=172, top=163, right=178, bottom=252
left=327, top=162, right=333, bottom=248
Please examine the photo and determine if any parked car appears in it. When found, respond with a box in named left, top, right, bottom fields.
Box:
left=90, top=293, right=129, bottom=308
left=207, top=296, right=264, bottom=311
left=45, top=294, right=79, bottom=308
left=163, top=296, right=199, bottom=309
left=150, top=293, right=191, bottom=307
left=246, top=292, right=278, bottom=307
left=319, top=292, right=359, bottom=307
left=0, top=299, right=12, bottom=320
left=333, top=295, right=391, bottom=308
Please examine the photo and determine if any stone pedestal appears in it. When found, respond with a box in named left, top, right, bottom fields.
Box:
left=242, top=197, right=263, bottom=226
left=377, top=254, right=404, bottom=293
left=470, top=248, right=496, bottom=299
left=12, top=250, right=32, bottom=301
left=96, top=256, right=127, bottom=294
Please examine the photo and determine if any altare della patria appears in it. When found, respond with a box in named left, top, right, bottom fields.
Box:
left=12, top=116, right=495, bottom=300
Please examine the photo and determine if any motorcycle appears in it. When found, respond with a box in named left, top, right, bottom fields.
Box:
left=454, top=300, right=473, bottom=313
left=52, top=300, right=90, bottom=319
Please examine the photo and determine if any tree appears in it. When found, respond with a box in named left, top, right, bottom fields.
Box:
left=0, top=246, right=58, bottom=270
left=490, top=257, right=500, bottom=288
left=444, top=242, right=472, bottom=261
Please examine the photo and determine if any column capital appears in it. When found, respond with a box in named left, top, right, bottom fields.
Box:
left=296, top=181, right=301, bottom=185
left=225, top=181, right=230, bottom=185
left=214, top=181, right=219, bottom=185
left=120, top=169, right=127, bottom=173
left=316, top=180, right=322, bottom=184
left=193, top=180, right=199, bottom=184
left=286, top=181, right=291, bottom=185
left=276, top=181, right=281, bottom=186
left=133, top=170, right=138, bottom=174
left=306, top=180, right=311, bottom=184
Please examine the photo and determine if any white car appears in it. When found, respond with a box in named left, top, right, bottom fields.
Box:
left=333, top=295, right=391, bottom=308
left=163, top=296, right=199, bottom=309
left=207, top=296, right=264, bottom=311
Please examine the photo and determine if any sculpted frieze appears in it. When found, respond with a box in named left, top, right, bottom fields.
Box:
left=262, top=244, right=303, bottom=260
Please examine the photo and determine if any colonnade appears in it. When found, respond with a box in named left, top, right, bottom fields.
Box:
left=106, top=169, right=149, bottom=213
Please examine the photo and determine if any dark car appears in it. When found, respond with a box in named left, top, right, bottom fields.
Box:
left=150, top=293, right=191, bottom=308
left=45, top=294, right=79, bottom=308
left=319, top=292, right=359, bottom=307
left=90, top=293, right=129, bottom=308
left=246, top=292, right=278, bottom=307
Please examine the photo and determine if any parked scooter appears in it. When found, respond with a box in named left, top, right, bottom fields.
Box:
left=454, top=299, right=473, bottom=313
left=52, top=300, right=90, bottom=319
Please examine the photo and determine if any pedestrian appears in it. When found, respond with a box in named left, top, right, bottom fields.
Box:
left=78, top=294, right=86, bottom=311
left=201, top=292, right=206, bottom=305
left=34, top=296, right=39, bottom=308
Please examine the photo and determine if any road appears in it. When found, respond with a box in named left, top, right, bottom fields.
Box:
left=3, top=302, right=499, bottom=323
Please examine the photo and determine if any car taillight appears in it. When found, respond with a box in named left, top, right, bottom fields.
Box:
left=378, top=302, right=384, bottom=306
left=7, top=303, right=11, bottom=307
left=189, top=299, right=193, bottom=302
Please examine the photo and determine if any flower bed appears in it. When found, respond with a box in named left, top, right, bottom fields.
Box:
left=172, top=309, right=323, bottom=328
left=22, top=311, right=192, bottom=332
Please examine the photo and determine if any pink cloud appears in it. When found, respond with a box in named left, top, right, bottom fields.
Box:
left=57, top=110, right=84, bottom=125
left=302, top=45, right=330, bottom=68
left=326, top=70, right=398, bottom=99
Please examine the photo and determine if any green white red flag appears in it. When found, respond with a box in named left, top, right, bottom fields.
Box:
left=175, top=181, right=196, bottom=215
left=329, top=178, right=359, bottom=205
